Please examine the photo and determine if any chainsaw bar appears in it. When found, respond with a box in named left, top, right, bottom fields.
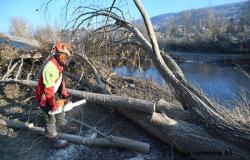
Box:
left=49, top=99, right=87, bottom=115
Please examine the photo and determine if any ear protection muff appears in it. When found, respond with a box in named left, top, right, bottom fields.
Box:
left=58, top=53, right=68, bottom=64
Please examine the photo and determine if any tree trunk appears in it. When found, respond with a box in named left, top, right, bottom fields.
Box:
left=151, top=112, right=249, bottom=160
left=0, top=118, right=150, bottom=154
left=120, top=110, right=250, bottom=160
left=0, top=79, right=186, bottom=116
left=1, top=78, right=250, bottom=159
left=133, top=0, right=250, bottom=149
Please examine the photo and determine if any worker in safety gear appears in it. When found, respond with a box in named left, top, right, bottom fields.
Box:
left=35, top=42, right=73, bottom=145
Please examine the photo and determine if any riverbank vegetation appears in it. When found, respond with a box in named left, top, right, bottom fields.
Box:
left=156, top=1, right=250, bottom=53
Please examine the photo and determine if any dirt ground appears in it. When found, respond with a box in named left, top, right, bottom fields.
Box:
left=0, top=43, right=186, bottom=160
left=0, top=80, right=186, bottom=160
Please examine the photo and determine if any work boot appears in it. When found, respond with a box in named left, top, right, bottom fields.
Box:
left=53, top=139, right=69, bottom=149
left=44, top=122, right=57, bottom=138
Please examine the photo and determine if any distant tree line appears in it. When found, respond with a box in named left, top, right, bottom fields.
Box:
left=158, top=1, right=250, bottom=53
left=7, top=16, right=89, bottom=44
left=7, top=1, right=250, bottom=53
left=7, top=17, right=61, bottom=42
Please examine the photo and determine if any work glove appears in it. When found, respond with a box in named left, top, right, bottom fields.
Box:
left=52, top=103, right=59, bottom=112
left=62, top=92, right=69, bottom=99
left=61, top=80, right=69, bottom=98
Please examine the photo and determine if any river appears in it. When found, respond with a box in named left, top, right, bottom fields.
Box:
left=0, top=37, right=37, bottom=49
left=113, top=52, right=250, bottom=106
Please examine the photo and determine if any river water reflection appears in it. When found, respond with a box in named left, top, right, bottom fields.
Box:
left=113, top=52, right=250, bottom=106
left=0, top=37, right=33, bottom=49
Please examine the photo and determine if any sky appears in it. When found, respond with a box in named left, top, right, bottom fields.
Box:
left=0, top=0, right=247, bottom=34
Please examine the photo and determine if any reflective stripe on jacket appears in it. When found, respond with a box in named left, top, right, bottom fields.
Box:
left=35, top=57, right=68, bottom=110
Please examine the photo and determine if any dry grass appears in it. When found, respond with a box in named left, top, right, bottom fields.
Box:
left=111, top=76, right=179, bottom=104
left=168, top=80, right=250, bottom=129
left=3, top=84, right=21, bottom=99
left=227, top=90, right=250, bottom=128
left=0, top=97, right=8, bottom=107
left=207, top=88, right=250, bottom=129
left=0, top=43, right=18, bottom=61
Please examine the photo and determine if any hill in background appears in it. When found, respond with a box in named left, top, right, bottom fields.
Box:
left=135, top=1, right=250, bottom=53
left=150, top=1, right=247, bottom=31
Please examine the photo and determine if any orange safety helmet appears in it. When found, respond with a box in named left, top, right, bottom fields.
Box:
left=52, top=42, right=73, bottom=66
left=52, top=42, right=73, bottom=57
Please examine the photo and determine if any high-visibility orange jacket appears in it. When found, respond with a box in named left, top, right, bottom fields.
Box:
left=35, top=57, right=68, bottom=111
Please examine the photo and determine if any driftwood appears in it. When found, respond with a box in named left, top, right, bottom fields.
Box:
left=0, top=118, right=150, bottom=154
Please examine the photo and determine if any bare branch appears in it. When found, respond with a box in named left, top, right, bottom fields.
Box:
left=26, top=61, right=34, bottom=80
left=103, top=0, right=117, bottom=39
left=7, top=59, right=13, bottom=71
left=76, top=53, right=105, bottom=89
left=2, top=60, right=21, bottom=80
left=0, top=117, right=150, bottom=154
left=15, top=57, right=24, bottom=80
left=66, top=116, right=109, bottom=138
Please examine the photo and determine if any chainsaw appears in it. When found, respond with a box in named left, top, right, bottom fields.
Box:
left=49, top=99, right=87, bottom=115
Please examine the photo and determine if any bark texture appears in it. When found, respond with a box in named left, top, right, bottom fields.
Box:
left=0, top=118, right=150, bottom=154
left=133, top=0, right=250, bottom=151
left=0, top=79, right=183, bottom=115
left=1, top=78, right=250, bottom=159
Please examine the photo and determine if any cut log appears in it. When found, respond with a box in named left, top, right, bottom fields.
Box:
left=2, top=78, right=250, bottom=160
left=0, top=118, right=150, bottom=154
left=157, top=99, right=189, bottom=121
left=0, top=79, right=186, bottom=117
left=120, top=110, right=250, bottom=160
left=151, top=112, right=250, bottom=160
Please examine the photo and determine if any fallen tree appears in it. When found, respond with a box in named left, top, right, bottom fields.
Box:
left=75, top=0, right=249, bottom=153
left=0, top=0, right=249, bottom=159
left=0, top=117, right=150, bottom=154
left=150, top=112, right=249, bottom=159
left=1, top=78, right=250, bottom=159
left=0, top=79, right=188, bottom=120
left=132, top=0, right=250, bottom=151
left=68, top=1, right=250, bottom=150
